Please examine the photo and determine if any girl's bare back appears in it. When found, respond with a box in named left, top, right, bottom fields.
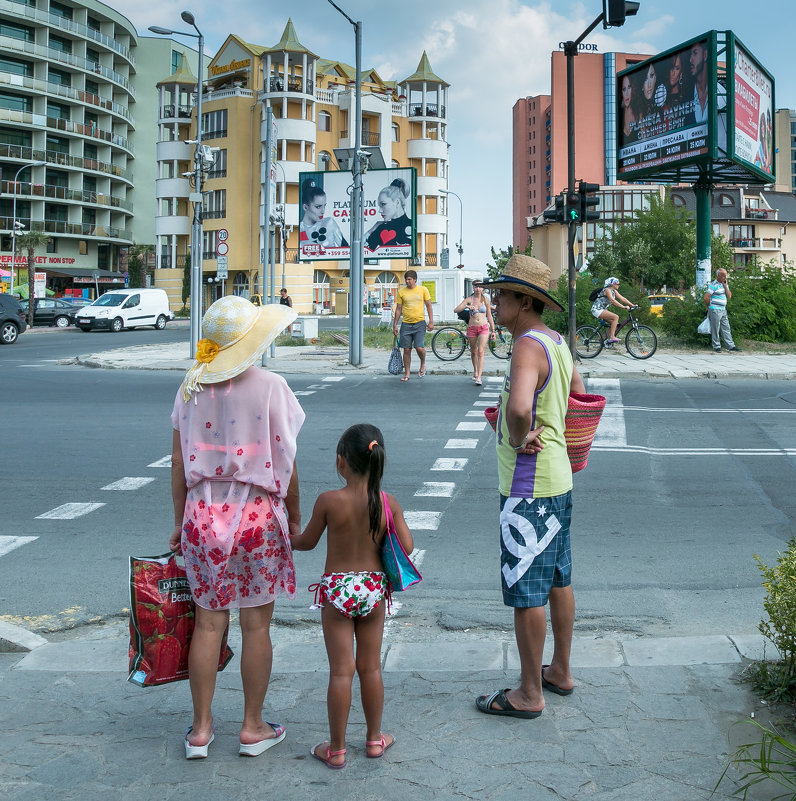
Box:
left=320, top=485, right=385, bottom=574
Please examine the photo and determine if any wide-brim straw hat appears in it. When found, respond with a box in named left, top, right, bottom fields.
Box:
left=180, top=296, right=296, bottom=400
left=480, top=254, right=564, bottom=312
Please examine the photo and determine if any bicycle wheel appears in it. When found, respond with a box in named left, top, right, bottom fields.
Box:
left=489, top=327, right=513, bottom=359
left=575, top=325, right=604, bottom=359
left=431, top=326, right=467, bottom=361
left=625, top=325, right=657, bottom=359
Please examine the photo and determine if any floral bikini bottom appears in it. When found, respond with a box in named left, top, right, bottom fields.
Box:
left=309, top=571, right=389, bottom=619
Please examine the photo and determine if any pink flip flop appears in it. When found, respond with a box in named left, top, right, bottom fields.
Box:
left=311, top=742, right=347, bottom=769
left=365, top=733, right=395, bottom=758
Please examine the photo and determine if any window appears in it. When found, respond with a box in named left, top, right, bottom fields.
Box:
left=202, top=109, right=227, bottom=139
left=47, top=170, right=69, bottom=189
left=0, top=56, right=33, bottom=77
left=49, top=1, right=73, bottom=20
left=719, top=193, right=734, bottom=206
left=84, top=111, right=97, bottom=128
left=232, top=271, right=249, bottom=298
left=0, top=22, right=34, bottom=42
left=46, top=203, right=68, bottom=223
left=49, top=35, right=73, bottom=55
left=172, top=50, right=181, bottom=74
left=85, top=79, right=99, bottom=96
left=83, top=175, right=96, bottom=193
left=671, top=193, right=686, bottom=207
left=86, top=48, right=100, bottom=66
left=203, top=189, right=226, bottom=219
left=49, top=68, right=71, bottom=88
left=83, top=142, right=97, bottom=159
left=207, top=148, right=227, bottom=178
left=202, top=229, right=218, bottom=260
left=47, top=135, right=70, bottom=155
left=47, top=102, right=70, bottom=121
left=318, top=111, right=331, bottom=132
left=392, top=122, right=399, bottom=142
left=0, top=91, right=32, bottom=113
left=86, top=16, right=101, bottom=32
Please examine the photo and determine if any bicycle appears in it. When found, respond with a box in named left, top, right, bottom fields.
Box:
left=431, top=324, right=513, bottom=361
left=575, top=306, right=657, bottom=360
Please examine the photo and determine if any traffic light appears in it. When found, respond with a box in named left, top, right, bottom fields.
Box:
left=578, top=181, right=600, bottom=222
left=543, top=193, right=566, bottom=223
left=603, top=0, right=640, bottom=27
left=566, top=192, right=581, bottom=223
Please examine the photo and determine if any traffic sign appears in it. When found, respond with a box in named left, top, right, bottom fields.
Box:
left=216, top=255, right=228, bottom=279
left=216, top=242, right=228, bottom=256
left=217, top=229, right=228, bottom=242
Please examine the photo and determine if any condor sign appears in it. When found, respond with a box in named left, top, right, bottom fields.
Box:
left=298, top=168, right=417, bottom=262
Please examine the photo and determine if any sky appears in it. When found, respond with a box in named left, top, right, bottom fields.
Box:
left=121, top=0, right=796, bottom=272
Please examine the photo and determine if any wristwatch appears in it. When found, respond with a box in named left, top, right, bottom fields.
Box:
left=509, top=435, right=527, bottom=451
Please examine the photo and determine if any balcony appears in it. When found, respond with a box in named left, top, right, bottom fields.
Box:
left=1, top=217, right=133, bottom=240
left=409, top=103, right=446, bottom=118
left=0, top=179, right=133, bottom=211
left=743, top=208, right=777, bottom=220
left=730, top=238, right=781, bottom=250
left=339, top=130, right=380, bottom=146
left=268, top=76, right=314, bottom=95
left=0, top=144, right=133, bottom=182
left=0, top=108, right=132, bottom=152
left=160, top=104, right=193, bottom=121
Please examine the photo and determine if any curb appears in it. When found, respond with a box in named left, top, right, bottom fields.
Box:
left=0, top=619, right=48, bottom=653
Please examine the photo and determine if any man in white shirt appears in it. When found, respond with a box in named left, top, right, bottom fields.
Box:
left=704, top=268, right=742, bottom=353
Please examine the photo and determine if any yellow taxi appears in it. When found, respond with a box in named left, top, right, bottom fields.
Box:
left=648, top=294, right=683, bottom=316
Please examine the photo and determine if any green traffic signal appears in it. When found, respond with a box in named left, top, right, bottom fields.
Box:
left=569, top=209, right=580, bottom=221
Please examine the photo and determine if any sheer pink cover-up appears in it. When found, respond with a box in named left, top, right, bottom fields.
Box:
left=171, top=367, right=305, bottom=609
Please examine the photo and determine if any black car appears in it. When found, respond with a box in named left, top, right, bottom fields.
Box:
left=19, top=298, right=79, bottom=328
left=0, top=294, right=27, bottom=344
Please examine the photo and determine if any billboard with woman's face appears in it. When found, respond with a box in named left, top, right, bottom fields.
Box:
left=617, top=35, right=713, bottom=179
left=298, top=167, right=417, bottom=262
left=730, top=39, right=774, bottom=181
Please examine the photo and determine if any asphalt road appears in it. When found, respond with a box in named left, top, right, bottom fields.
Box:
left=2, top=331, right=795, bottom=647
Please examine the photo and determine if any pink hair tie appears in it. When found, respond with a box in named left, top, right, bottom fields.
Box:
left=368, top=440, right=379, bottom=452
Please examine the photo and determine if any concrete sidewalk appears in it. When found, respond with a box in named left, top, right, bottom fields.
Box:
left=69, top=338, right=796, bottom=380
left=0, top=619, right=772, bottom=800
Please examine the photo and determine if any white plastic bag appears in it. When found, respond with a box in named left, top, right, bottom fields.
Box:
left=697, top=317, right=710, bottom=335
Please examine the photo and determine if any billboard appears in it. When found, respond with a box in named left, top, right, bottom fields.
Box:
left=617, top=35, right=714, bottom=179
left=298, top=167, right=417, bottom=262
left=730, top=39, right=774, bottom=181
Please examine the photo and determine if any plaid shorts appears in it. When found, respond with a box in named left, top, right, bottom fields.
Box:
left=499, top=492, right=572, bottom=608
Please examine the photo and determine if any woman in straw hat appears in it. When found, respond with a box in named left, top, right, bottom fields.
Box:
left=476, top=255, right=585, bottom=720
left=169, top=296, right=304, bottom=759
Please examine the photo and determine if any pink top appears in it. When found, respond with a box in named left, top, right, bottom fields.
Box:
left=171, top=366, right=305, bottom=498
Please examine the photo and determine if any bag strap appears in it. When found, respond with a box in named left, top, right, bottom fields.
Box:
left=381, top=490, right=395, bottom=535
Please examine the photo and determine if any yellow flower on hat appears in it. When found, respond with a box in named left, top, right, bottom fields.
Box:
left=195, top=338, right=220, bottom=363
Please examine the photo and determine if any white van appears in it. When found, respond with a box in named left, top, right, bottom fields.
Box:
left=76, top=288, right=172, bottom=332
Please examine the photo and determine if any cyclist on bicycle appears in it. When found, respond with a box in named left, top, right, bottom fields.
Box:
left=590, top=277, right=635, bottom=344
left=453, top=279, right=496, bottom=385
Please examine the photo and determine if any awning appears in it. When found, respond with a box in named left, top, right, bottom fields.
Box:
left=44, top=268, right=125, bottom=284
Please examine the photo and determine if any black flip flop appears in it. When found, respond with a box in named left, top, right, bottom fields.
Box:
left=475, top=688, right=542, bottom=719
left=541, top=665, right=574, bottom=696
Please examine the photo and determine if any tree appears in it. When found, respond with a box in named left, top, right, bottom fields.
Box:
left=485, top=242, right=533, bottom=280
left=126, top=243, right=154, bottom=288
left=16, top=231, right=50, bottom=325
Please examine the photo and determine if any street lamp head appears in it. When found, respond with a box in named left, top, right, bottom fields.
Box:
left=148, top=25, right=175, bottom=35
left=31, top=160, right=46, bottom=167
left=180, top=10, right=196, bottom=25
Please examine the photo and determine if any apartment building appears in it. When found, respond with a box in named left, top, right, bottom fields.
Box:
left=153, top=19, right=452, bottom=314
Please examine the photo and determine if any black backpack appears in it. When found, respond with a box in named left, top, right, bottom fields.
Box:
left=588, top=286, right=603, bottom=302
left=456, top=308, right=471, bottom=324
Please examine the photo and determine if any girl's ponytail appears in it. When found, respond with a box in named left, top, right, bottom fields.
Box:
left=366, top=440, right=385, bottom=539
left=336, top=423, right=386, bottom=540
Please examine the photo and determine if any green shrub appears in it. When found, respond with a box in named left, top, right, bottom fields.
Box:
left=657, top=292, right=706, bottom=346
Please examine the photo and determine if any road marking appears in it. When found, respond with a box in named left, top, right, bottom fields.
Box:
left=486, top=377, right=503, bottom=383
left=0, top=536, right=37, bottom=558
left=456, top=421, right=487, bottom=431
left=472, top=401, right=494, bottom=407
left=322, top=377, right=344, bottom=382
left=479, top=391, right=500, bottom=398
left=588, top=379, right=626, bottom=447
left=445, top=438, right=479, bottom=449
left=465, top=410, right=484, bottom=417
left=431, top=458, right=468, bottom=471
left=101, top=477, right=156, bottom=491
left=307, top=384, right=330, bottom=389
left=592, top=445, right=796, bottom=457
left=415, top=482, right=455, bottom=497
left=621, top=406, right=796, bottom=414
left=293, top=391, right=315, bottom=396
left=36, top=502, right=105, bottom=520
left=148, top=456, right=171, bottom=468
left=403, top=511, right=441, bottom=530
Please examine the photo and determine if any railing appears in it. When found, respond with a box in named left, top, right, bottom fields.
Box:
left=0, top=35, right=134, bottom=96
left=0, top=107, right=132, bottom=152
left=202, top=210, right=226, bottom=220
left=205, top=169, right=227, bottom=179
left=315, top=88, right=334, bottom=103
left=0, top=216, right=132, bottom=239
left=203, top=127, right=227, bottom=140
left=268, top=76, right=314, bottom=95
left=730, top=238, right=781, bottom=250
left=0, top=0, right=136, bottom=65
left=284, top=248, right=298, bottom=262
left=744, top=208, right=776, bottom=220
left=204, top=88, right=253, bottom=102
left=409, top=103, right=446, bottom=118
left=0, top=144, right=133, bottom=182
left=0, top=179, right=133, bottom=211
left=339, top=130, right=381, bottom=146
left=424, top=253, right=437, bottom=266
left=0, top=73, right=134, bottom=124
left=160, top=104, right=193, bottom=120
left=158, top=254, right=190, bottom=269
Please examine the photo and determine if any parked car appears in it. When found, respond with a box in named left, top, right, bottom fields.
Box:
left=19, top=298, right=79, bottom=328
left=76, top=288, right=171, bottom=332
left=0, top=293, right=27, bottom=344
left=648, top=294, right=684, bottom=316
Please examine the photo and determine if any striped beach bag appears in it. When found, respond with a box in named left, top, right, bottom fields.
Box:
left=483, top=391, right=606, bottom=473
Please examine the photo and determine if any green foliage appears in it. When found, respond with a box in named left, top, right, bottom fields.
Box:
left=16, top=231, right=51, bottom=326
left=182, top=254, right=191, bottom=306
left=656, top=291, right=706, bottom=345
left=126, top=243, right=154, bottom=289
left=716, top=719, right=796, bottom=800
left=485, top=242, right=533, bottom=281
left=755, top=537, right=796, bottom=690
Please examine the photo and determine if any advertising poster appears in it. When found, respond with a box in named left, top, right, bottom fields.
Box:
left=732, top=42, right=774, bottom=179
left=617, top=38, right=712, bottom=178
left=298, top=167, right=417, bottom=262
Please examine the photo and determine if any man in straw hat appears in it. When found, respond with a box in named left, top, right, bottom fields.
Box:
left=475, top=254, right=585, bottom=719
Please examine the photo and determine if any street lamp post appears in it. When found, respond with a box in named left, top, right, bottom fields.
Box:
left=10, top=160, right=46, bottom=295
left=327, top=0, right=363, bottom=366
left=149, top=12, right=204, bottom=357
left=440, top=189, right=463, bottom=267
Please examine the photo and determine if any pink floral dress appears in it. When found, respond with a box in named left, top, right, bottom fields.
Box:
left=171, top=367, right=305, bottom=610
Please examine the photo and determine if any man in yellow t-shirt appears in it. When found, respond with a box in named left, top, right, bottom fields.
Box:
left=393, top=270, right=433, bottom=381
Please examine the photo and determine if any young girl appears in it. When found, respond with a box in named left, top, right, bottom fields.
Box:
left=290, top=423, right=414, bottom=769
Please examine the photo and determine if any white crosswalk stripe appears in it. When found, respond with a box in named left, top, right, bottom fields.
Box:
left=322, top=376, right=344, bottom=381
left=0, top=536, right=37, bottom=558
left=403, top=511, right=441, bottom=530
left=148, top=456, right=171, bottom=468
left=431, top=458, right=468, bottom=471
left=456, top=421, right=487, bottom=431
left=415, top=482, right=455, bottom=497
left=445, top=438, right=479, bottom=449
left=36, top=502, right=105, bottom=520
left=101, top=477, right=156, bottom=491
